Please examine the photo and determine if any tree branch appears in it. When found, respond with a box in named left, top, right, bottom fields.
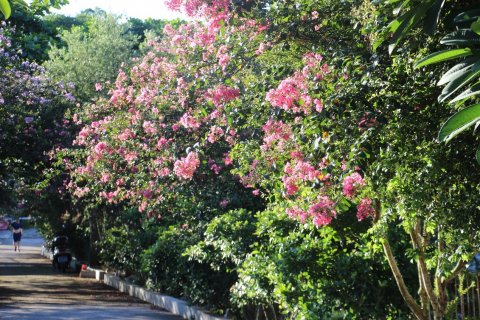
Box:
left=382, top=236, right=427, bottom=320
left=410, top=220, right=441, bottom=315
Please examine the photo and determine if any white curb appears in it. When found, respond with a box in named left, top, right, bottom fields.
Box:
left=103, top=273, right=227, bottom=320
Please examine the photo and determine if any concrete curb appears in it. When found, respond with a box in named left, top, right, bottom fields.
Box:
left=40, top=246, right=226, bottom=319
left=104, top=273, right=226, bottom=320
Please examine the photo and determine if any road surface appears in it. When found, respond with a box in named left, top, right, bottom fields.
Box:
left=0, top=229, right=182, bottom=320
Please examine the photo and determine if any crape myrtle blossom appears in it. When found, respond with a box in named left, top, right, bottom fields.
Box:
left=239, top=49, right=374, bottom=228
left=356, top=198, right=375, bottom=221
left=174, top=151, right=200, bottom=179
left=342, top=172, right=365, bottom=198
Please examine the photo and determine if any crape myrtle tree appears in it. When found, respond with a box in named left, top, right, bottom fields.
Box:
left=226, top=2, right=480, bottom=320
left=38, top=11, right=159, bottom=259
left=0, top=23, right=74, bottom=219
left=163, top=0, right=480, bottom=319
left=59, top=14, right=268, bottom=309
left=58, top=1, right=427, bottom=318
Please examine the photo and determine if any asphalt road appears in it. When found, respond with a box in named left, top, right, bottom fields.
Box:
left=0, top=229, right=183, bottom=320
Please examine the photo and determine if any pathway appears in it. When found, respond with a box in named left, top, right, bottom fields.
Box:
left=0, top=229, right=182, bottom=320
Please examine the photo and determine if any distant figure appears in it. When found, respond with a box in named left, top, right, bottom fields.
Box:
left=11, top=218, right=22, bottom=252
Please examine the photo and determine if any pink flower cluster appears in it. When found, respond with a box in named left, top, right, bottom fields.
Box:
left=282, top=160, right=320, bottom=195
left=266, top=73, right=312, bottom=114
left=356, top=198, right=375, bottom=221
left=208, top=126, right=224, bottom=143
left=143, top=121, right=157, bottom=135
left=179, top=113, right=201, bottom=129
left=342, top=172, right=365, bottom=198
left=309, top=196, right=337, bottom=227
left=208, top=85, right=240, bottom=107
left=262, top=119, right=293, bottom=151
left=174, top=151, right=200, bottom=179
left=286, top=206, right=309, bottom=223
left=286, top=195, right=337, bottom=227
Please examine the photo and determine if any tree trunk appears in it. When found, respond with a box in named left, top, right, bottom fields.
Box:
left=382, top=237, right=427, bottom=320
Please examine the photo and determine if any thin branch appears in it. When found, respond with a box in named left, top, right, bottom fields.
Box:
left=410, top=221, right=441, bottom=314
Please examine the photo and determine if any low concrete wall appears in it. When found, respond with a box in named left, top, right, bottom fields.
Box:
left=104, top=273, right=226, bottom=320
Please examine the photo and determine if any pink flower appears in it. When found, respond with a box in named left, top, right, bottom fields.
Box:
left=308, top=196, right=337, bottom=227
left=124, top=151, right=138, bottom=163
left=100, top=173, right=110, bottom=183
left=266, top=75, right=309, bottom=113
left=219, top=199, right=230, bottom=208
left=174, top=151, right=200, bottom=179
left=223, top=154, right=233, bottom=166
left=143, top=121, right=157, bottom=134
left=314, top=99, right=323, bottom=112
left=286, top=206, right=309, bottom=223
left=342, top=172, right=365, bottom=198
left=118, top=129, right=135, bottom=141
left=207, top=126, right=224, bottom=143
left=94, top=141, right=109, bottom=154
left=210, top=163, right=222, bottom=174
left=179, top=113, right=201, bottom=129
left=262, top=119, right=292, bottom=151
left=357, top=198, right=375, bottom=221
left=156, top=138, right=169, bottom=149
left=208, top=85, right=240, bottom=107
left=142, top=189, right=153, bottom=199
left=95, top=83, right=103, bottom=91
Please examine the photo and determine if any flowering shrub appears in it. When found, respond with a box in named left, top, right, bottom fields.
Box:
left=52, top=0, right=480, bottom=319
left=0, top=23, right=74, bottom=208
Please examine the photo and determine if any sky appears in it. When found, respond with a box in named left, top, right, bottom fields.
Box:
left=51, top=0, right=188, bottom=20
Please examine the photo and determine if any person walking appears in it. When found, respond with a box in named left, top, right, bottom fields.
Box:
left=11, top=218, right=22, bottom=252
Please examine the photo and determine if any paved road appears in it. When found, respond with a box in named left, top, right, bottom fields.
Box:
left=0, top=229, right=182, bottom=320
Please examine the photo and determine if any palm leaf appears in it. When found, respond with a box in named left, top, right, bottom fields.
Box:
left=441, top=29, right=480, bottom=46
left=450, top=82, right=480, bottom=104
left=414, top=48, right=473, bottom=68
left=438, top=103, right=480, bottom=143
left=423, top=0, right=446, bottom=35
left=438, top=61, right=480, bottom=103
left=437, top=57, right=479, bottom=86
left=454, top=9, right=480, bottom=25
left=0, top=0, right=11, bottom=19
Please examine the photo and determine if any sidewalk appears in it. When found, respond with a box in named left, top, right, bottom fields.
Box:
left=0, top=229, right=182, bottom=320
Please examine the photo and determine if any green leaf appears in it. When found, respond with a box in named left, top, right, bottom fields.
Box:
left=437, top=57, right=478, bottom=86
left=423, top=0, right=445, bottom=35
left=476, top=145, right=480, bottom=165
left=372, top=10, right=409, bottom=52
left=438, top=103, right=480, bottom=142
left=472, top=18, right=480, bottom=36
left=438, top=61, right=480, bottom=103
left=414, top=48, right=473, bottom=68
left=0, top=0, right=11, bottom=19
left=450, top=82, right=480, bottom=103
left=454, top=9, right=480, bottom=25
left=441, top=30, right=480, bottom=46
left=388, top=2, right=434, bottom=54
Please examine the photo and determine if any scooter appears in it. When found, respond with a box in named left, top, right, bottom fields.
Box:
left=52, top=236, right=72, bottom=273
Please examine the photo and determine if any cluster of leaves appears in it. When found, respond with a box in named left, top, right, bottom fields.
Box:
left=375, top=1, right=480, bottom=162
